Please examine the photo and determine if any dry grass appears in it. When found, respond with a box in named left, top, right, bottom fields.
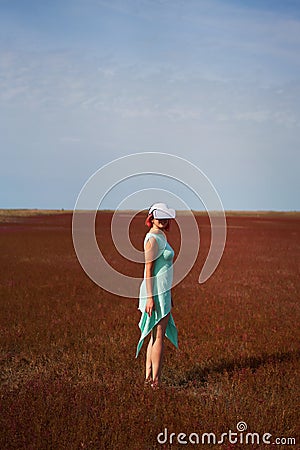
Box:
left=0, top=211, right=299, bottom=449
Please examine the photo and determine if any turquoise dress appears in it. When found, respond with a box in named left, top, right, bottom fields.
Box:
left=135, top=232, right=178, bottom=358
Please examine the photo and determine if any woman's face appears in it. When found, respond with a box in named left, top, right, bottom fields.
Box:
left=152, top=218, right=169, bottom=229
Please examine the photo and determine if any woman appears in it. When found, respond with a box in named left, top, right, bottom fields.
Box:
left=136, top=202, right=178, bottom=389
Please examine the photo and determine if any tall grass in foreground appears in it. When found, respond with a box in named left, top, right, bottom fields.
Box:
left=0, top=212, right=299, bottom=449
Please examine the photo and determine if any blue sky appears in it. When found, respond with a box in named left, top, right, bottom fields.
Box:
left=1, top=0, right=300, bottom=210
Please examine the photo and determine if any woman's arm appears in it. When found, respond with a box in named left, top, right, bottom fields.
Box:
left=144, top=237, right=158, bottom=317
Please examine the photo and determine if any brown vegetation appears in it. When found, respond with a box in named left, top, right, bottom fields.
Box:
left=0, top=211, right=299, bottom=449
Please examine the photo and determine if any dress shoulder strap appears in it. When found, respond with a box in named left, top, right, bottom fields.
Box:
left=144, top=232, right=167, bottom=249
left=145, top=232, right=166, bottom=241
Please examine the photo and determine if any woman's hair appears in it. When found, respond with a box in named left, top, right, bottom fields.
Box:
left=145, top=213, right=153, bottom=228
left=145, top=213, right=170, bottom=231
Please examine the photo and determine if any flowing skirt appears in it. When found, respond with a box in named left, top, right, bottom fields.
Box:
left=135, top=278, right=178, bottom=358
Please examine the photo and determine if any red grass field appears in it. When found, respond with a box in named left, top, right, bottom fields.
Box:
left=0, top=210, right=299, bottom=449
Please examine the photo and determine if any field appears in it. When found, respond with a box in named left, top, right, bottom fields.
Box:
left=0, top=210, right=299, bottom=449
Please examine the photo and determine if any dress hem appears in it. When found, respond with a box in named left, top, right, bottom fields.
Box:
left=135, top=310, right=178, bottom=359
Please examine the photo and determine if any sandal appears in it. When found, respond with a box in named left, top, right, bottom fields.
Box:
left=150, top=380, right=160, bottom=390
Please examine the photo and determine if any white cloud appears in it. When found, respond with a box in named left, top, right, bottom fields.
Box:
left=1, top=47, right=299, bottom=131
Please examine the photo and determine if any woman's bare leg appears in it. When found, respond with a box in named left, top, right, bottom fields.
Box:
left=145, top=333, right=153, bottom=381
left=151, top=313, right=170, bottom=386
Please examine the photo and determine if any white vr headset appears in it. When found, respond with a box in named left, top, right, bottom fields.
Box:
left=148, top=202, right=176, bottom=219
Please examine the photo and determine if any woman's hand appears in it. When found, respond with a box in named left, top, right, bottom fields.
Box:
left=145, top=297, right=155, bottom=317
